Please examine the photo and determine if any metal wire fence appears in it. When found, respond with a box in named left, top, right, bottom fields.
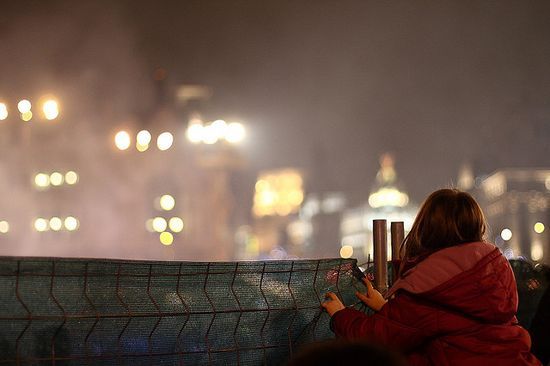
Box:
left=0, top=257, right=369, bottom=365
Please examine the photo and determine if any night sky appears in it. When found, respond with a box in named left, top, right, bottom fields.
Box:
left=1, top=0, right=549, bottom=204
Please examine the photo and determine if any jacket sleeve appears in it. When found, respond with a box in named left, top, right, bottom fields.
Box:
left=330, top=293, right=440, bottom=353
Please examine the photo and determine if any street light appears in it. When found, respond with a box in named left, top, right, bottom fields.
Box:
left=185, top=119, right=246, bottom=145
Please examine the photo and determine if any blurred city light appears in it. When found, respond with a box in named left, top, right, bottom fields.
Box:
left=501, top=228, right=512, bottom=241
left=21, top=111, right=33, bottom=122
left=159, top=194, right=175, bottom=211
left=49, top=217, right=63, bottom=231
left=531, top=242, right=544, bottom=261
left=152, top=217, right=167, bottom=232
left=226, top=122, right=246, bottom=143
left=136, top=130, right=151, bottom=152
left=534, top=222, right=545, bottom=234
left=340, top=245, right=354, bottom=259
left=0, top=103, right=7, bottom=120
left=368, top=187, right=409, bottom=208
left=115, top=130, right=131, bottom=150
left=65, top=171, right=79, bottom=185
left=34, top=218, right=49, bottom=232
left=50, top=172, right=64, bottom=186
left=34, top=173, right=50, bottom=188
left=169, top=217, right=184, bottom=232
left=0, top=221, right=9, bottom=234
left=157, top=132, right=173, bottom=150
left=42, top=100, right=59, bottom=120
left=64, top=216, right=79, bottom=231
left=253, top=169, right=304, bottom=217
left=186, top=122, right=204, bottom=143
left=211, top=119, right=228, bottom=139
left=159, top=231, right=174, bottom=245
left=202, top=125, right=218, bottom=144
left=17, top=99, right=31, bottom=113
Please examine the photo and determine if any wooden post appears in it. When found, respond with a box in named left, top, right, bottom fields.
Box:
left=373, top=219, right=388, bottom=293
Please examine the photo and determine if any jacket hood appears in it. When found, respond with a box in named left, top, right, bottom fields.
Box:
left=386, top=242, right=518, bottom=324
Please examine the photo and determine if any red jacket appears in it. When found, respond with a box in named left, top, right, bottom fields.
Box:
left=331, top=242, right=541, bottom=366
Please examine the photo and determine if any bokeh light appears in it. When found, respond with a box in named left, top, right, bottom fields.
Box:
left=211, top=119, right=228, bottom=139
left=226, top=122, right=246, bottom=143
left=159, top=194, right=175, bottom=211
left=17, top=99, right=31, bottom=113
left=49, top=217, right=63, bottom=231
left=501, top=228, right=512, bottom=241
left=202, top=125, right=218, bottom=144
left=340, top=245, right=354, bottom=259
left=43, top=100, right=59, bottom=120
left=34, top=173, right=50, bottom=188
left=21, top=111, right=33, bottom=122
left=64, top=216, right=79, bottom=231
left=65, top=171, right=79, bottom=185
left=186, top=123, right=204, bottom=143
left=169, top=217, right=184, bottom=232
left=157, top=132, right=174, bottom=151
left=0, top=103, right=7, bottom=120
left=159, top=231, right=174, bottom=245
left=534, top=222, right=545, bottom=234
left=115, top=131, right=131, bottom=150
left=0, top=221, right=9, bottom=234
left=152, top=217, right=167, bottom=232
left=34, top=218, right=49, bottom=232
left=50, top=172, right=64, bottom=186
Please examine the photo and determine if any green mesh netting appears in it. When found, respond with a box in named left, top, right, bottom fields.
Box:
left=0, top=257, right=363, bottom=365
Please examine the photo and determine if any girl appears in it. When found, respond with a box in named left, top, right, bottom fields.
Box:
left=322, top=189, right=541, bottom=365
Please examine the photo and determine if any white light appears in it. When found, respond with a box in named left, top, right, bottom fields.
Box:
left=157, top=132, right=174, bottom=151
left=65, top=171, right=79, bottom=185
left=0, top=221, right=9, bottom=234
left=43, top=100, right=59, bottom=120
left=64, top=216, right=79, bottom=231
left=49, top=217, right=62, bottom=231
left=225, top=122, right=246, bottom=143
left=137, top=130, right=152, bottom=145
left=159, top=194, right=175, bottom=211
left=501, top=228, right=512, bottom=241
left=368, top=188, right=409, bottom=208
left=169, top=217, right=184, bottom=232
left=186, top=123, right=204, bottom=143
left=50, top=172, right=64, bottom=186
left=534, top=222, right=545, bottom=234
left=152, top=217, right=167, bottom=232
left=34, top=218, right=49, bottom=232
left=202, top=125, right=218, bottom=144
left=531, top=242, right=544, bottom=261
left=211, top=120, right=228, bottom=139
left=34, top=173, right=50, bottom=188
left=340, top=245, right=354, bottom=259
left=0, top=103, right=7, bottom=120
left=17, top=99, right=31, bottom=113
left=115, top=131, right=131, bottom=150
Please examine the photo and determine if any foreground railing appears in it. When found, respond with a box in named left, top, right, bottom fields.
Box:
left=0, top=257, right=363, bottom=365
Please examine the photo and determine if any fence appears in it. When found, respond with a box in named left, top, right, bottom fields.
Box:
left=0, top=257, right=368, bottom=365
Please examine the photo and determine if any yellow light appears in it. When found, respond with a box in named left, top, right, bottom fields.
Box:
left=136, top=130, right=152, bottom=145
left=136, top=143, right=149, bottom=152
left=225, top=122, right=246, bottom=143
left=0, top=221, right=9, bottom=234
left=0, top=103, right=7, bottom=120
left=169, top=217, right=184, bottom=232
left=152, top=217, right=167, bottom=232
left=115, top=130, right=131, bottom=150
left=34, top=218, right=49, bottom=232
left=49, top=217, right=62, bottom=231
left=186, top=123, right=204, bottom=143
left=43, top=100, right=59, bottom=120
left=368, top=187, right=409, bottom=208
left=50, top=172, right=64, bottom=186
left=65, top=171, right=79, bottom=185
left=21, top=111, right=33, bottom=122
left=160, top=231, right=174, bottom=245
left=34, top=173, right=50, bottom=188
left=340, top=245, right=354, bottom=259
left=534, top=222, right=545, bottom=234
left=64, top=216, right=79, bottom=231
left=159, top=194, right=175, bottom=211
left=17, top=99, right=31, bottom=113
left=157, top=132, right=173, bottom=151
left=501, top=228, right=512, bottom=241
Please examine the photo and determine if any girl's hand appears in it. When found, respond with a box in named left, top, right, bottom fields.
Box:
left=356, top=277, right=387, bottom=311
left=321, top=292, right=345, bottom=316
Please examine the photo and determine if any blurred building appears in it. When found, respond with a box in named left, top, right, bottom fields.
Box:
left=339, top=154, right=417, bottom=263
left=477, top=168, right=550, bottom=264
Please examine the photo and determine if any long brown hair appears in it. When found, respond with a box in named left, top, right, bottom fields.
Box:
left=401, top=189, right=487, bottom=260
